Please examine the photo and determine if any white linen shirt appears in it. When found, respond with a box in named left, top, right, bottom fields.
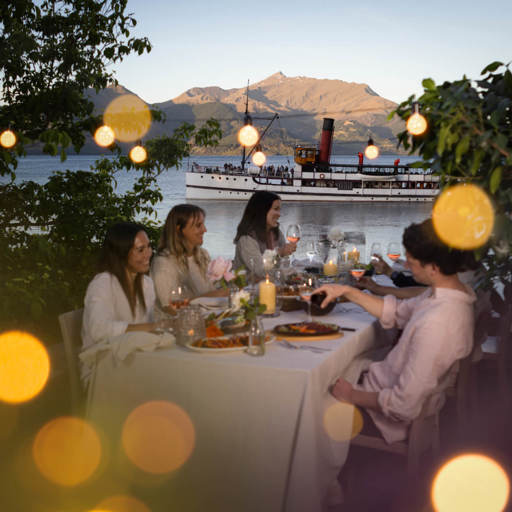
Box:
left=81, top=272, right=155, bottom=349
left=357, top=286, right=476, bottom=443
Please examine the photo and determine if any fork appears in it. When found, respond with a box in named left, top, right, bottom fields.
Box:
left=278, top=339, right=331, bottom=353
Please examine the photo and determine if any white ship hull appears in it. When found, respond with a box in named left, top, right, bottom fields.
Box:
left=186, top=167, right=439, bottom=202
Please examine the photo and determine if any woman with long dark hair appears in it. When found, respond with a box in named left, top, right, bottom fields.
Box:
left=151, top=204, right=225, bottom=311
left=233, top=191, right=296, bottom=279
left=81, top=222, right=158, bottom=348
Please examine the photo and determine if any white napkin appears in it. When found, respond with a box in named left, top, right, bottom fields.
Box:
left=79, top=331, right=175, bottom=385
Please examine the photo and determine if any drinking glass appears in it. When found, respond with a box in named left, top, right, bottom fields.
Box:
left=350, top=268, right=366, bottom=281
left=286, top=224, right=301, bottom=245
left=169, top=286, right=189, bottom=312
left=369, top=242, right=382, bottom=262
left=306, top=241, right=317, bottom=263
left=176, top=305, right=205, bottom=345
left=298, top=276, right=316, bottom=323
left=386, top=242, right=401, bottom=262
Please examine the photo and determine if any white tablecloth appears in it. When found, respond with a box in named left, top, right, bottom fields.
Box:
left=86, top=302, right=383, bottom=512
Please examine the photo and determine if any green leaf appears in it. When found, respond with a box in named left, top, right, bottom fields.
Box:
left=455, top=136, right=470, bottom=165
left=490, top=167, right=502, bottom=194
left=422, top=78, right=436, bottom=91
left=481, top=61, right=503, bottom=74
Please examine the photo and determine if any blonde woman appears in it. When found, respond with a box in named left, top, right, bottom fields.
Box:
left=151, top=204, right=225, bottom=311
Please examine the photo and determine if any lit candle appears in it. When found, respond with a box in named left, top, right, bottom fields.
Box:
left=259, top=275, right=276, bottom=314
left=348, top=247, right=360, bottom=263
left=323, top=259, right=338, bottom=276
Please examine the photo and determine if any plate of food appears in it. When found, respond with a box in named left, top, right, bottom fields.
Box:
left=273, top=322, right=341, bottom=338
left=186, top=333, right=274, bottom=352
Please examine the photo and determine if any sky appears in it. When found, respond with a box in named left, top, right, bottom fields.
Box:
left=113, top=0, right=512, bottom=105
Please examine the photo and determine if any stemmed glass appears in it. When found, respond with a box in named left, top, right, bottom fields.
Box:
left=298, top=276, right=316, bottom=323
left=286, top=224, right=301, bottom=245
left=169, top=286, right=189, bottom=312
left=350, top=267, right=366, bottom=281
left=386, top=242, right=401, bottom=262
left=306, top=241, right=317, bottom=263
left=369, top=242, right=382, bottom=262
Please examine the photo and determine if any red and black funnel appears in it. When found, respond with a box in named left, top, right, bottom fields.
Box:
left=318, top=118, right=334, bottom=165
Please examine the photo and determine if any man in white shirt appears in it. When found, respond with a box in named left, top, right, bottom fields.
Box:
left=315, top=218, right=476, bottom=443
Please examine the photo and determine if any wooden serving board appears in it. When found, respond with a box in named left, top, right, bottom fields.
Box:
left=274, top=332, right=343, bottom=342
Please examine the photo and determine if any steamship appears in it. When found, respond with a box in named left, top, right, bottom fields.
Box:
left=185, top=118, right=439, bottom=202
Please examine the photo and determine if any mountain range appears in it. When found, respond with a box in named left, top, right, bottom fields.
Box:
left=83, top=72, right=404, bottom=155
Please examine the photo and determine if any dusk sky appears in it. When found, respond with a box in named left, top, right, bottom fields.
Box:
left=113, top=0, right=512, bottom=105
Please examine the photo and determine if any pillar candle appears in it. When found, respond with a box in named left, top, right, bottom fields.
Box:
left=323, top=260, right=338, bottom=276
left=348, top=247, right=360, bottom=263
left=259, top=276, right=276, bottom=314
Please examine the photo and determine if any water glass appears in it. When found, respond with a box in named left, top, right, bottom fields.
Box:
left=176, top=305, right=206, bottom=346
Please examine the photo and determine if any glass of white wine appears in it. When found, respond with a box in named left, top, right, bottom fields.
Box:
left=298, top=276, right=316, bottom=323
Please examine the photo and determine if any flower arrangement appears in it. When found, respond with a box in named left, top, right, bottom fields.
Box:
left=262, top=249, right=278, bottom=271
left=207, top=257, right=247, bottom=289
left=328, top=226, right=345, bottom=244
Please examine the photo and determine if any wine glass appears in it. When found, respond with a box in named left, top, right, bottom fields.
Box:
left=306, top=241, right=317, bottom=263
left=369, top=242, right=382, bottom=262
left=286, top=224, right=301, bottom=245
left=386, top=242, right=401, bottom=262
left=169, top=286, right=188, bottom=312
left=350, top=268, right=366, bottom=281
left=298, top=276, right=316, bottom=323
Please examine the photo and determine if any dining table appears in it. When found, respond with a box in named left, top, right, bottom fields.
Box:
left=85, top=280, right=394, bottom=512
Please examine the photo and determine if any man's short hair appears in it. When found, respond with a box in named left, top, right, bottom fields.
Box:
left=403, top=219, right=477, bottom=275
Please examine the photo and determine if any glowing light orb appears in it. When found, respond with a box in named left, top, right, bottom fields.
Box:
left=323, top=402, right=364, bottom=441
left=238, top=125, right=259, bottom=147
left=122, top=401, right=195, bottom=474
left=432, top=453, right=510, bottom=511
left=406, top=112, right=428, bottom=136
left=129, top=145, right=147, bottom=163
left=94, top=125, right=115, bottom=147
left=0, top=129, right=17, bottom=148
left=104, top=94, right=151, bottom=143
left=365, top=144, right=379, bottom=160
left=0, top=331, right=50, bottom=404
left=252, top=151, right=266, bottom=167
left=93, top=494, right=151, bottom=512
left=432, top=183, right=494, bottom=250
left=33, top=416, right=102, bottom=486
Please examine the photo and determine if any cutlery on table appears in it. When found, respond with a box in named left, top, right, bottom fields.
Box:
left=278, top=339, right=331, bottom=353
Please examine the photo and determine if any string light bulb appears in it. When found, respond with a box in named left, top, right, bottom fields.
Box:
left=252, top=149, right=266, bottom=167
left=0, top=129, right=17, bottom=149
left=364, top=137, right=379, bottom=160
left=406, top=102, right=428, bottom=136
left=129, top=145, right=147, bottom=164
left=94, top=125, right=115, bottom=147
left=238, top=124, right=259, bottom=147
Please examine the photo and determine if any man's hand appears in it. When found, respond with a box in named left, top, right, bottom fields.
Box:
left=371, top=255, right=392, bottom=276
left=313, top=284, right=349, bottom=308
left=330, top=377, right=354, bottom=403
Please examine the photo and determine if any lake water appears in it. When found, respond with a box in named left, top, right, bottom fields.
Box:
left=8, top=154, right=433, bottom=260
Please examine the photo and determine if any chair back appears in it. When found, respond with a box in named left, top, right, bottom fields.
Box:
left=58, top=308, right=84, bottom=410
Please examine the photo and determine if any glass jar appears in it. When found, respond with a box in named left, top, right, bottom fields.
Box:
left=323, top=245, right=339, bottom=277
left=246, top=316, right=265, bottom=356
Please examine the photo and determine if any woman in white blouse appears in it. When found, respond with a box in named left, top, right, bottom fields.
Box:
left=151, top=204, right=225, bottom=311
left=81, top=222, right=159, bottom=349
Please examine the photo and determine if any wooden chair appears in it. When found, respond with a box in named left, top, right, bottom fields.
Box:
left=58, top=308, right=84, bottom=412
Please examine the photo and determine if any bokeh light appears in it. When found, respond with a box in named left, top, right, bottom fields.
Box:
left=0, top=331, right=50, bottom=403
left=93, top=494, right=151, bottom=512
left=104, top=94, right=151, bottom=143
left=365, top=143, right=379, bottom=160
left=432, top=183, right=494, bottom=250
left=129, top=145, right=147, bottom=164
left=432, top=453, right=510, bottom=511
left=33, top=416, right=102, bottom=486
left=122, top=401, right=195, bottom=474
left=238, top=125, right=259, bottom=147
left=323, top=402, right=364, bottom=441
left=252, top=150, right=266, bottom=167
left=94, top=125, right=115, bottom=147
left=406, top=112, right=428, bottom=136
left=0, top=129, right=17, bottom=148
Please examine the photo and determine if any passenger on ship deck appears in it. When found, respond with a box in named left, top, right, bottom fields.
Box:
left=233, top=191, right=296, bottom=279
left=81, top=222, right=161, bottom=349
left=151, top=204, right=226, bottom=312
left=315, top=218, right=476, bottom=443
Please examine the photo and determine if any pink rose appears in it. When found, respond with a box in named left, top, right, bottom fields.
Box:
left=223, top=270, right=235, bottom=282
left=207, top=257, right=233, bottom=282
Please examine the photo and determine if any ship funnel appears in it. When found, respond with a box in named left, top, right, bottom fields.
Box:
left=318, top=118, right=334, bottom=165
